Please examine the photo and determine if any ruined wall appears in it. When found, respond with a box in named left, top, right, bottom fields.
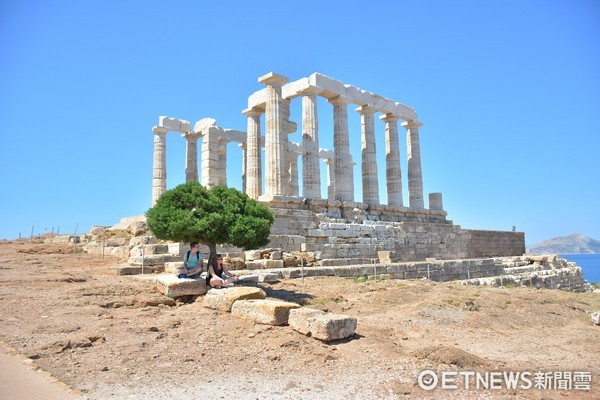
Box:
left=265, top=202, right=524, bottom=265
left=463, top=229, right=526, bottom=259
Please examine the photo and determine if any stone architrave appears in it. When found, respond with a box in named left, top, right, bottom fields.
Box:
left=380, top=114, right=403, bottom=207
left=402, top=120, right=424, bottom=209
left=151, top=126, right=168, bottom=206
left=243, top=108, right=263, bottom=200
left=356, top=105, right=379, bottom=205
left=259, top=72, right=289, bottom=198
left=201, top=126, right=222, bottom=188
left=301, top=87, right=321, bottom=199
left=329, top=96, right=353, bottom=202
left=183, top=131, right=201, bottom=183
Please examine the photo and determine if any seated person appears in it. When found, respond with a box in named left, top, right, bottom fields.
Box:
left=206, top=253, right=237, bottom=288
left=177, top=242, right=204, bottom=279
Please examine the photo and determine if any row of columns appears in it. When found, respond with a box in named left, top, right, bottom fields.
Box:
left=244, top=73, right=424, bottom=209
left=151, top=77, right=425, bottom=210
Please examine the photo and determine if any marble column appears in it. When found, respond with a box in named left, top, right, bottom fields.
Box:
left=349, top=158, right=357, bottom=202
left=259, top=72, right=289, bottom=198
left=324, top=158, right=335, bottom=200
left=289, top=154, right=299, bottom=197
left=217, top=141, right=227, bottom=186
left=243, top=108, right=262, bottom=200
left=301, top=88, right=321, bottom=199
left=402, top=120, right=424, bottom=209
left=329, top=96, right=353, bottom=202
left=151, top=126, right=169, bottom=206
left=380, top=114, right=403, bottom=207
left=356, top=105, right=379, bottom=205
left=239, top=142, right=247, bottom=194
left=183, top=132, right=201, bottom=183
left=201, top=126, right=221, bottom=188
left=429, top=192, right=444, bottom=211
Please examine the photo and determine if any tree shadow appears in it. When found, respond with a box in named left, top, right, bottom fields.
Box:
left=260, top=286, right=315, bottom=305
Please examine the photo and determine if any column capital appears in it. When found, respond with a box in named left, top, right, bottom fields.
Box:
left=401, top=120, right=424, bottom=129
left=300, top=86, right=322, bottom=97
left=355, top=105, right=376, bottom=115
left=242, top=107, right=264, bottom=117
left=152, top=126, right=169, bottom=135
left=328, top=95, right=352, bottom=106
left=181, top=131, right=201, bottom=140
left=323, top=158, right=334, bottom=165
left=258, top=72, right=289, bottom=87
left=379, top=113, right=401, bottom=122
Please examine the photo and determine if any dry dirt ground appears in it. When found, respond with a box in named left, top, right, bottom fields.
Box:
left=1, top=240, right=599, bottom=400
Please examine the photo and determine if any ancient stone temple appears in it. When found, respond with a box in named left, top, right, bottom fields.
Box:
left=150, top=72, right=525, bottom=265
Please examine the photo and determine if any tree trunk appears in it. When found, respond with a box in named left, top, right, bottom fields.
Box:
left=207, top=243, right=218, bottom=270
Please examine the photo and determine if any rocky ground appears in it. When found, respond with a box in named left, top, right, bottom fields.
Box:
left=1, top=239, right=599, bottom=399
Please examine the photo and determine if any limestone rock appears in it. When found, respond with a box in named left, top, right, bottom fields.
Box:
left=126, top=221, right=148, bottom=237
left=203, top=286, right=266, bottom=312
left=282, top=253, right=299, bottom=268
left=231, top=299, right=300, bottom=325
left=245, top=250, right=261, bottom=261
left=288, top=308, right=357, bottom=342
left=245, top=260, right=284, bottom=270
left=258, top=272, right=280, bottom=283
left=592, top=312, right=600, bottom=326
left=157, top=275, right=207, bottom=298
left=164, top=262, right=183, bottom=274
left=90, top=226, right=107, bottom=235
left=129, top=236, right=157, bottom=246
left=227, top=257, right=246, bottom=270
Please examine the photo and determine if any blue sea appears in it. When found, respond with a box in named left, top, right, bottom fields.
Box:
left=560, top=254, right=600, bottom=284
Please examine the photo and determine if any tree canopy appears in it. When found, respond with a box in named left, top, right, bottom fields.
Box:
left=146, top=182, right=274, bottom=255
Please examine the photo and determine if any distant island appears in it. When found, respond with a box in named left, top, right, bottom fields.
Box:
left=527, top=233, right=600, bottom=254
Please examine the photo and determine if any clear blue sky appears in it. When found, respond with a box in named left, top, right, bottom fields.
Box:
left=1, top=0, right=598, bottom=246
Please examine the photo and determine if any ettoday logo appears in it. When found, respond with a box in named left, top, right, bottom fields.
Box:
left=417, top=370, right=592, bottom=391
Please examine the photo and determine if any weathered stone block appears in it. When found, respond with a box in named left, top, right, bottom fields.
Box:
left=245, top=250, right=261, bottom=261
left=258, top=272, right=280, bottom=283
left=245, top=260, right=284, bottom=270
left=288, top=308, right=357, bottom=341
left=164, top=262, right=184, bottom=274
left=231, top=299, right=300, bottom=325
left=236, top=274, right=260, bottom=284
left=156, top=275, right=207, bottom=298
left=129, top=235, right=157, bottom=246
left=203, top=286, right=266, bottom=312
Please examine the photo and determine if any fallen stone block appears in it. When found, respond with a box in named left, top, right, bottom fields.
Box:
left=114, top=265, right=163, bottom=275
left=592, top=311, right=600, bottom=326
left=288, top=308, right=357, bottom=342
left=156, top=274, right=207, bottom=298
left=236, top=274, right=260, bottom=284
left=245, top=260, right=284, bottom=270
left=203, top=286, right=266, bottom=312
left=164, top=262, right=183, bottom=274
left=258, top=272, right=280, bottom=283
left=231, top=299, right=300, bottom=325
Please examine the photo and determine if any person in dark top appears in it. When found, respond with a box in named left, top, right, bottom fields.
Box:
left=206, top=253, right=237, bottom=288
